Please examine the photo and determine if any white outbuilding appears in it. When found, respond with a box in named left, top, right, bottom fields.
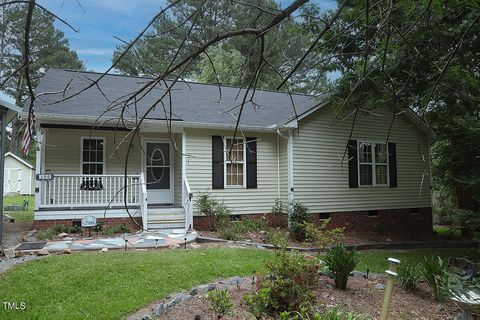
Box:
left=3, top=152, right=34, bottom=195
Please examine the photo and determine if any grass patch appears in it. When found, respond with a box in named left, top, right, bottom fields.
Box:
left=356, top=248, right=480, bottom=273
left=0, top=248, right=274, bottom=320
left=3, top=195, right=34, bottom=222
left=1, top=246, right=479, bottom=319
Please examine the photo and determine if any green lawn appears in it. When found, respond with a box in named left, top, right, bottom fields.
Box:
left=357, top=247, right=480, bottom=273
left=0, top=247, right=479, bottom=319
left=3, top=195, right=34, bottom=222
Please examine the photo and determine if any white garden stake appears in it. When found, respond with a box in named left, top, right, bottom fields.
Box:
left=380, top=257, right=401, bottom=320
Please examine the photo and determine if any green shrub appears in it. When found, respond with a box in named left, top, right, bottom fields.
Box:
left=289, top=201, right=310, bottom=241
left=279, top=308, right=371, bottom=320
left=272, top=198, right=286, bottom=215
left=194, top=192, right=217, bottom=216
left=207, top=289, right=233, bottom=319
left=93, top=222, right=104, bottom=233
left=218, top=218, right=268, bottom=240
left=69, top=225, right=82, bottom=234
left=304, top=219, right=344, bottom=254
left=52, top=224, right=69, bottom=234
left=218, top=226, right=243, bottom=241
left=103, top=224, right=131, bottom=236
left=397, top=263, right=422, bottom=290
left=422, top=256, right=448, bottom=302
left=324, top=244, right=358, bottom=290
left=246, top=238, right=320, bottom=316
left=243, top=287, right=271, bottom=320
left=119, top=224, right=131, bottom=234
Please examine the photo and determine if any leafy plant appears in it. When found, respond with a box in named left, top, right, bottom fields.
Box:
left=36, top=228, right=58, bottom=241
left=304, top=219, right=344, bottom=256
left=324, top=244, right=358, bottom=290
left=52, top=224, right=69, bottom=234
left=243, top=228, right=319, bottom=317
left=279, top=308, right=371, bottom=320
left=69, top=225, right=82, bottom=234
left=422, top=256, right=448, bottom=302
left=218, top=218, right=268, bottom=241
left=104, top=224, right=131, bottom=236
left=272, top=198, right=286, bottom=215
left=119, top=224, right=131, bottom=234
left=93, top=222, right=104, bottom=233
left=219, top=227, right=243, bottom=241
left=207, top=289, right=233, bottom=319
left=194, top=192, right=231, bottom=230
left=243, top=287, right=271, bottom=320
left=397, top=263, right=422, bottom=290
left=194, top=192, right=217, bottom=216
left=289, top=201, right=311, bottom=241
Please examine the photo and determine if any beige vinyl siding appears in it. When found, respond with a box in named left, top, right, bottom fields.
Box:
left=292, top=105, right=432, bottom=212
left=185, top=128, right=279, bottom=215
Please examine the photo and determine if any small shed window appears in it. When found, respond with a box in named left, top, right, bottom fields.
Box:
left=81, top=137, right=105, bottom=175
left=224, top=138, right=245, bottom=187
left=358, top=141, right=388, bottom=186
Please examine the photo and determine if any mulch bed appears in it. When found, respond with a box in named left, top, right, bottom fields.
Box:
left=156, top=276, right=465, bottom=320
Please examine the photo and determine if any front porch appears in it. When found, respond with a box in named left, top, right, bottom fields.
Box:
left=33, top=126, right=193, bottom=231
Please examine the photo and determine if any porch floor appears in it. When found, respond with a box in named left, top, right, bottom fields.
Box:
left=16, top=230, right=198, bottom=252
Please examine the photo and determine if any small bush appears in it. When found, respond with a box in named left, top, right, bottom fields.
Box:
left=207, top=289, right=233, bottom=319
left=422, top=256, right=448, bottom=302
left=52, top=224, right=69, bottom=234
left=272, top=198, right=286, bottom=215
left=119, top=224, right=131, bottom=234
left=279, top=308, right=371, bottom=320
left=397, top=263, right=422, bottom=290
left=243, top=287, right=271, bottom=320
left=93, top=222, right=104, bottom=233
left=304, top=219, right=344, bottom=253
left=194, top=192, right=232, bottom=230
left=69, top=225, right=82, bottom=234
left=289, top=201, right=310, bottom=241
left=103, top=224, right=131, bottom=236
left=194, top=192, right=217, bottom=216
left=218, top=218, right=268, bottom=240
left=219, top=227, right=243, bottom=241
left=324, top=244, right=358, bottom=290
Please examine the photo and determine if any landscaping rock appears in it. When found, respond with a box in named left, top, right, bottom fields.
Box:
left=14, top=251, right=24, bottom=258
left=4, top=248, right=15, bottom=259
left=58, top=232, right=69, bottom=238
left=142, top=313, right=152, bottom=320
left=155, top=303, right=167, bottom=316
left=189, top=287, right=198, bottom=296
left=194, top=315, right=202, bottom=320
left=63, top=248, right=72, bottom=254
left=189, top=243, right=201, bottom=249
left=100, top=248, right=109, bottom=252
left=229, top=276, right=243, bottom=286
left=197, top=283, right=216, bottom=293
left=436, top=303, right=445, bottom=312
left=256, top=244, right=266, bottom=250
left=169, top=244, right=180, bottom=249
left=374, top=283, right=385, bottom=290
left=37, top=249, right=50, bottom=256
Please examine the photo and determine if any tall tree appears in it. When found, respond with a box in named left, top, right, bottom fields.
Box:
left=112, top=0, right=326, bottom=91
left=0, top=2, right=84, bottom=157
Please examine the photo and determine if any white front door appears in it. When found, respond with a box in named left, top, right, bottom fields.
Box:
left=143, top=141, right=173, bottom=204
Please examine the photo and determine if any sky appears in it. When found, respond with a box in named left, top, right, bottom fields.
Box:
left=39, top=0, right=338, bottom=72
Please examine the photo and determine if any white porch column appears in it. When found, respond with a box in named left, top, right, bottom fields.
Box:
left=34, top=127, right=43, bottom=211
left=181, top=131, right=186, bottom=207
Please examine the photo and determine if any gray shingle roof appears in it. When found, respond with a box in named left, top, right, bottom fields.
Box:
left=27, top=69, right=321, bottom=128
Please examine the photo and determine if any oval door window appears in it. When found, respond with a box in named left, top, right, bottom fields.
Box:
left=146, top=143, right=170, bottom=189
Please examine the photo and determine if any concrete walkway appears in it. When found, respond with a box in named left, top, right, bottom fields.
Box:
left=16, top=229, right=198, bottom=252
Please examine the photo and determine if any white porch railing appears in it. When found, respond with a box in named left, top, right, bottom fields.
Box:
left=183, top=177, right=193, bottom=232
left=38, top=174, right=141, bottom=208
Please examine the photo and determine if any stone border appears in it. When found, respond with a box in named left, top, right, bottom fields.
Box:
left=133, top=276, right=248, bottom=320
left=197, top=236, right=479, bottom=252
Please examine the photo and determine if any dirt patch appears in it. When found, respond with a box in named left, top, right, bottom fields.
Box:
left=2, top=220, right=33, bottom=249
left=153, top=276, right=463, bottom=320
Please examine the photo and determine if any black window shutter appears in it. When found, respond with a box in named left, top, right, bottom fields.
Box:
left=212, top=136, right=224, bottom=189
left=388, top=142, right=397, bottom=187
left=246, top=137, right=257, bottom=188
left=348, top=139, right=358, bottom=188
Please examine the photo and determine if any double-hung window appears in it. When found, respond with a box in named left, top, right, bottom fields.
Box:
left=81, top=137, right=105, bottom=175
left=224, top=138, right=245, bottom=187
left=358, top=141, right=388, bottom=186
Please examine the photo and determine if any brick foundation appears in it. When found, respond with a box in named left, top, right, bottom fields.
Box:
left=193, top=207, right=433, bottom=238
left=34, top=217, right=142, bottom=230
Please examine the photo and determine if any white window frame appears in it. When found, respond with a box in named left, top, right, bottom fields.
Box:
left=223, top=136, right=246, bottom=188
left=357, top=141, right=389, bottom=187
left=80, top=136, right=106, bottom=175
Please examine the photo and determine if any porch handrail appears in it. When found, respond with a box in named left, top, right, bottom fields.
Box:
left=183, top=177, right=193, bottom=232
left=140, top=172, right=148, bottom=230
left=38, top=173, right=141, bottom=209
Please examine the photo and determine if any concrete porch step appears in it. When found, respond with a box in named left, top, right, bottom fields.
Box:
left=147, top=222, right=185, bottom=229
